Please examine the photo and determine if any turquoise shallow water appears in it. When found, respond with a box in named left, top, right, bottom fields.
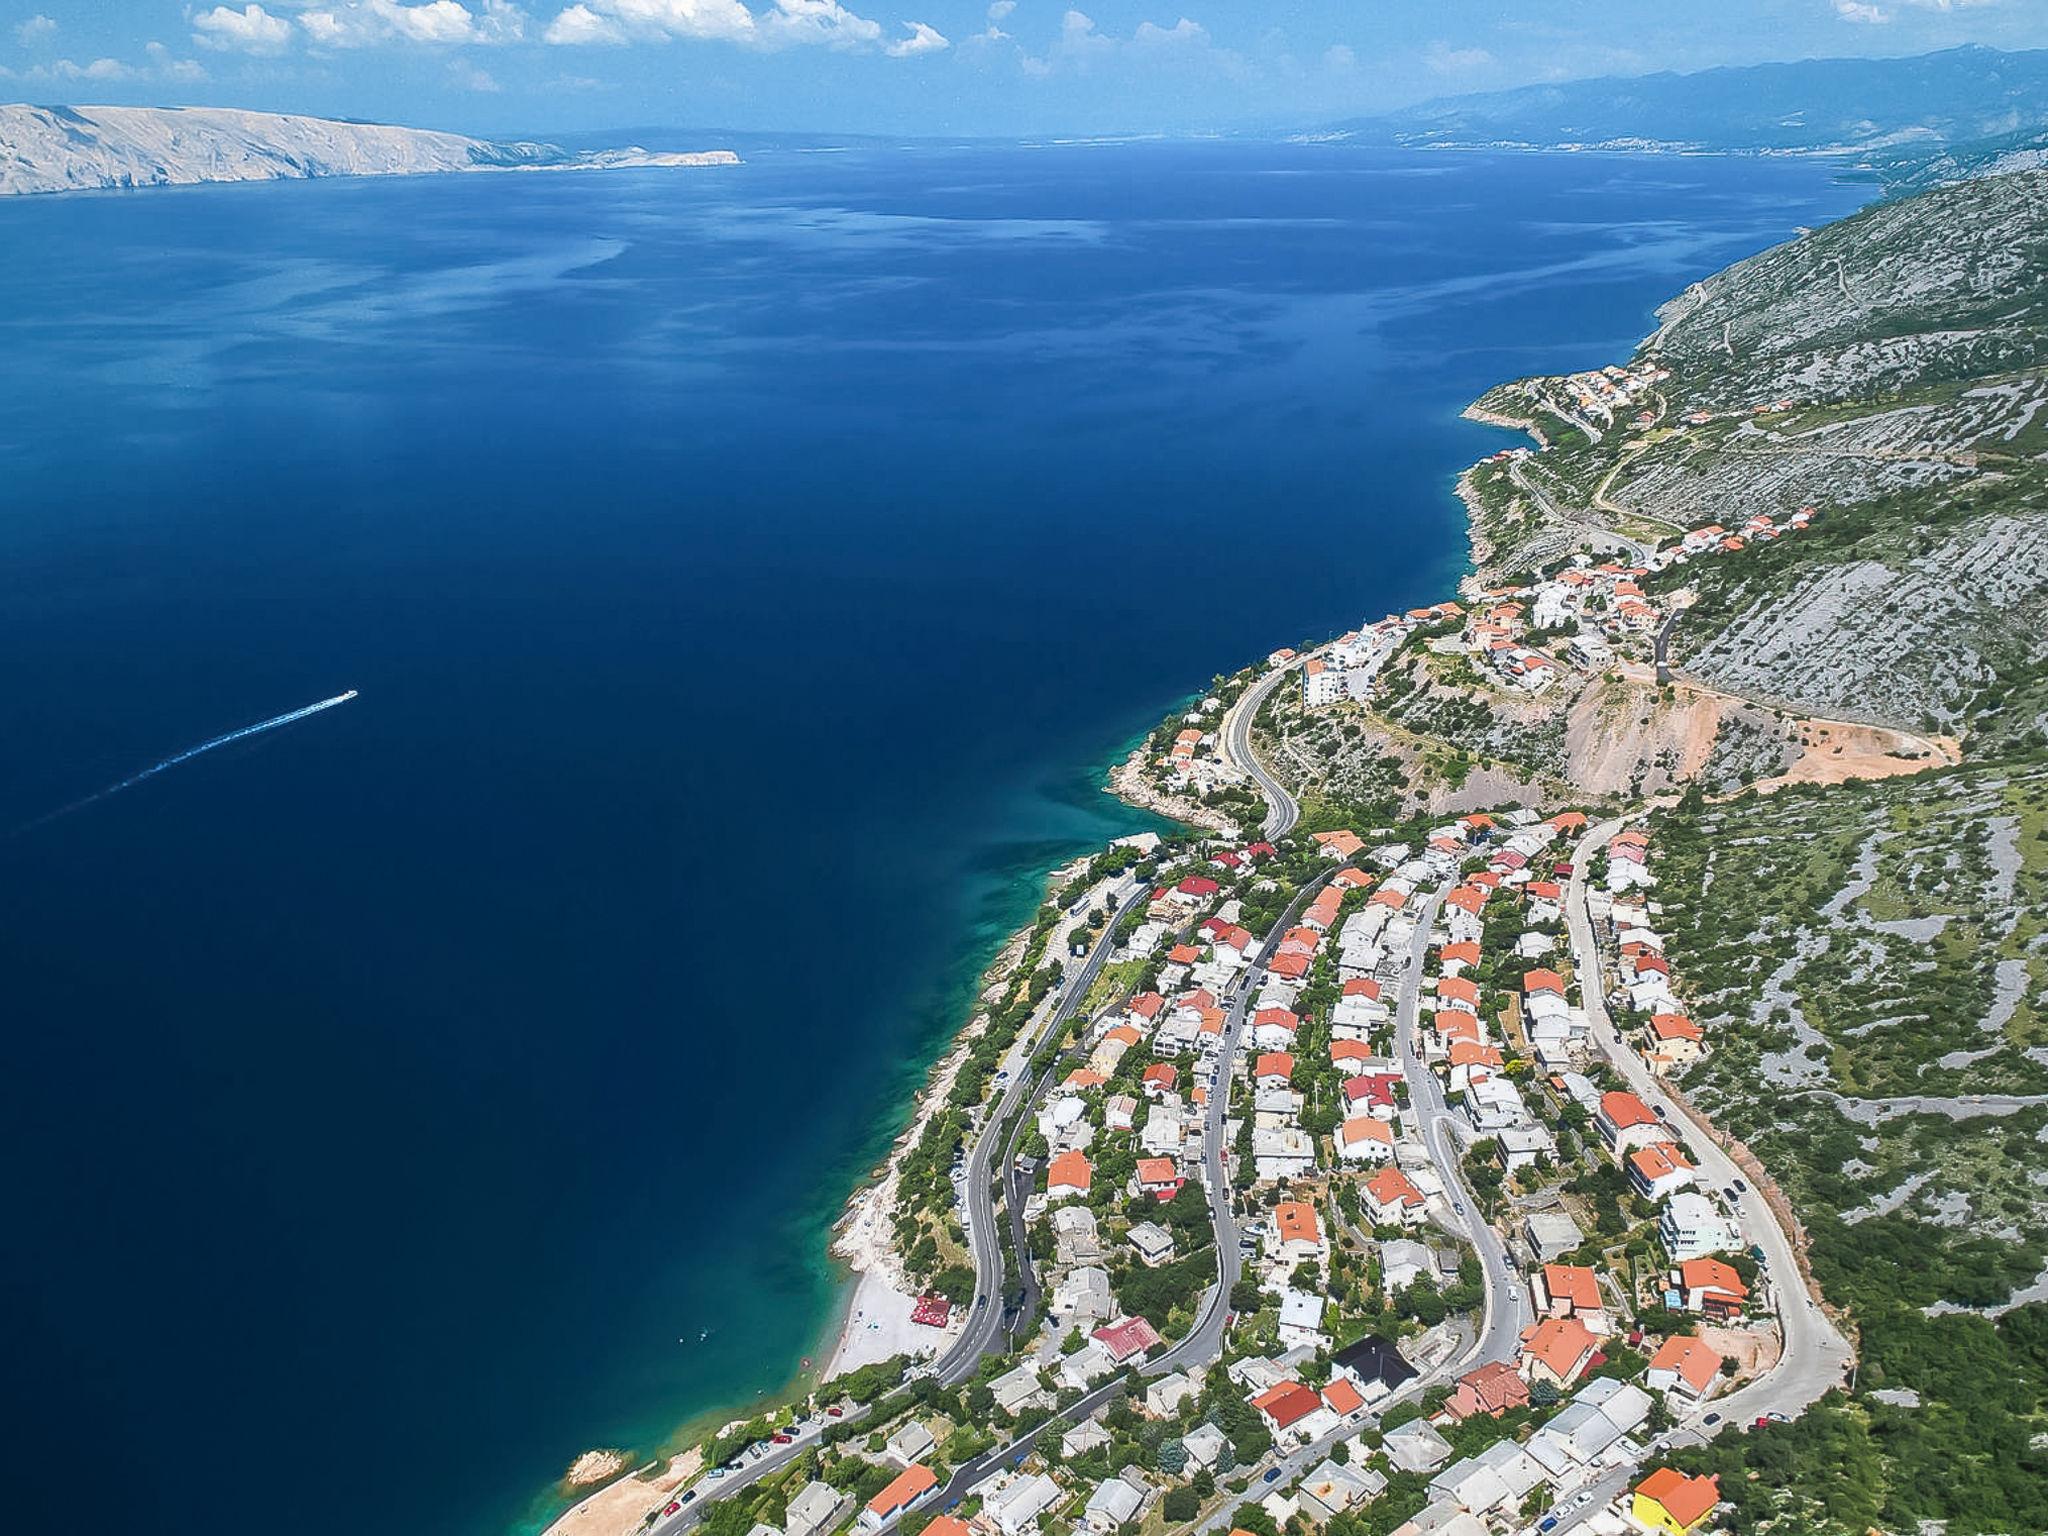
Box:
left=0, top=141, right=1869, bottom=1536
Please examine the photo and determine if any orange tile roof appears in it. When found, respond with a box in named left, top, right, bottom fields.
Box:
left=1543, top=1263, right=1603, bottom=1312
left=1104, top=1024, right=1143, bottom=1048
left=1137, top=1157, right=1180, bottom=1184
left=1339, top=1116, right=1394, bottom=1146
left=1342, top=977, right=1381, bottom=999
left=1649, top=1333, right=1723, bottom=1392
left=1520, top=1315, right=1597, bottom=1380
left=1047, top=1150, right=1092, bottom=1192
left=1255, top=1052, right=1295, bottom=1080
left=1635, top=1468, right=1720, bottom=1529
left=1251, top=1381, right=1322, bottom=1429
left=1448, top=1040, right=1504, bottom=1068
left=1601, top=1090, right=1658, bottom=1129
left=1275, top=1200, right=1321, bottom=1246
left=1523, top=968, right=1566, bottom=995
left=1370, top=888, right=1408, bottom=909
left=1332, top=867, right=1375, bottom=889
left=1267, top=952, right=1310, bottom=979
left=1330, top=1039, right=1374, bottom=1065
left=1680, top=1258, right=1749, bottom=1300
left=1064, top=1069, right=1107, bottom=1090
left=1440, top=941, right=1482, bottom=966
left=1652, top=1013, right=1702, bottom=1041
left=1437, top=976, right=1480, bottom=1006
left=1630, top=1143, right=1693, bottom=1181
left=1320, top=1378, right=1365, bottom=1416
left=1254, top=1006, right=1300, bottom=1030
left=1142, top=1063, right=1177, bottom=1089
left=1365, top=1166, right=1422, bottom=1209
left=1445, top=885, right=1487, bottom=914
left=865, top=1463, right=939, bottom=1517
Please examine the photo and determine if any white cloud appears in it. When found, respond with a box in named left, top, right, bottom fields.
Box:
left=987, top=0, right=1014, bottom=16
left=544, top=0, right=759, bottom=46
left=760, top=0, right=882, bottom=50
left=192, top=4, right=296, bottom=55
left=146, top=40, right=212, bottom=82
left=297, top=1, right=529, bottom=49
left=542, top=0, right=886, bottom=49
left=1321, top=41, right=1354, bottom=72
left=1022, top=10, right=1243, bottom=78
left=1834, top=0, right=1888, bottom=18
left=448, top=56, right=502, bottom=87
left=884, top=19, right=947, bottom=56
left=16, top=13, right=56, bottom=46
left=42, top=55, right=135, bottom=79
left=1425, top=40, right=1494, bottom=73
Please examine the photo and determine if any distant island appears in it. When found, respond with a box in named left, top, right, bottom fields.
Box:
left=0, top=104, right=737, bottom=198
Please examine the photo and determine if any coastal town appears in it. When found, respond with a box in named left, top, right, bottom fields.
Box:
left=535, top=157, right=2048, bottom=1536
left=547, top=489, right=1858, bottom=1536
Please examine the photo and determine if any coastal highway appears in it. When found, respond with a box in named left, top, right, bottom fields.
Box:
left=1219, top=667, right=1300, bottom=839
left=941, top=874, right=1153, bottom=1384
left=1392, top=881, right=1531, bottom=1369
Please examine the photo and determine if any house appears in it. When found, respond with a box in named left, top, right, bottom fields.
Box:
left=1093, top=1315, right=1164, bottom=1363
left=1676, top=1256, right=1750, bottom=1317
left=1442, top=1359, right=1529, bottom=1421
left=1181, top=1422, right=1230, bottom=1471
left=1536, top=1263, right=1609, bottom=1335
left=1103, top=1094, right=1138, bottom=1132
left=1337, top=1115, right=1396, bottom=1163
left=861, top=1464, right=938, bottom=1530
left=1519, top=1315, right=1599, bottom=1387
left=1597, top=1090, right=1665, bottom=1154
left=1383, top=1418, right=1455, bottom=1473
left=1629, top=1142, right=1696, bottom=1203
left=1254, top=1052, right=1296, bottom=1086
left=1278, top=1289, right=1327, bottom=1349
left=1524, top=1209, right=1586, bottom=1262
left=784, top=1483, right=854, bottom=1536
left=1051, top=1266, right=1113, bottom=1325
left=1527, top=1378, right=1652, bottom=1474
left=1136, top=1157, right=1184, bottom=1200
left=1053, top=1205, right=1102, bottom=1265
left=1647, top=1012, right=1704, bottom=1069
left=1252, top=1007, right=1301, bottom=1050
left=1364, top=1166, right=1426, bottom=1225
left=1435, top=975, right=1480, bottom=1015
left=1660, top=1192, right=1741, bottom=1263
left=1646, top=1334, right=1724, bottom=1401
left=1251, top=1381, right=1334, bottom=1444
left=1140, top=1063, right=1178, bottom=1098
left=1082, top=1475, right=1146, bottom=1534
left=1047, top=1150, right=1092, bottom=1202
left=984, top=1472, right=1063, bottom=1536
left=1144, top=1370, right=1199, bottom=1418
left=1631, top=1469, right=1720, bottom=1535
left=1253, top=1126, right=1315, bottom=1182
left=989, top=1361, right=1052, bottom=1417
left=1128, top=1220, right=1175, bottom=1267
left=1320, top=1377, right=1367, bottom=1422
left=1272, top=1200, right=1324, bottom=1262
left=1332, top=1334, right=1417, bottom=1401
left=1297, top=1458, right=1382, bottom=1522
left=885, top=1421, right=937, bottom=1466
left=1061, top=1418, right=1112, bottom=1459
left=1379, top=1238, right=1433, bottom=1293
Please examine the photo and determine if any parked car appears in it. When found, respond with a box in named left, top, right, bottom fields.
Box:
left=1263, top=1469, right=1284, bottom=1484
left=1703, top=1413, right=1722, bottom=1426
left=665, top=1502, right=682, bottom=1516
left=772, top=1433, right=793, bottom=1445
left=826, top=1406, right=844, bottom=1417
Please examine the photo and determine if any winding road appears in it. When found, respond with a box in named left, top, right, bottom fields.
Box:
left=1218, top=667, right=1300, bottom=839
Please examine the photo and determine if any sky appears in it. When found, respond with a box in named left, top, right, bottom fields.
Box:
left=2, top=1, right=2046, bottom=138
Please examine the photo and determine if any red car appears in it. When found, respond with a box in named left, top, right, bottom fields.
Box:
left=772, top=1433, right=794, bottom=1445
left=826, top=1406, right=844, bottom=1418
left=665, top=1502, right=682, bottom=1516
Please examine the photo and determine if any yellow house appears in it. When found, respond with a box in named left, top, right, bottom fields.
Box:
left=1631, top=1468, right=1719, bottom=1535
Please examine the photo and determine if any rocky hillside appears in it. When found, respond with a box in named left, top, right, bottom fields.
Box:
left=0, top=104, right=737, bottom=197
left=1463, top=165, right=2048, bottom=760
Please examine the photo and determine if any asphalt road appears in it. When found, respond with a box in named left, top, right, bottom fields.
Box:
left=1550, top=816, right=1854, bottom=1512
left=942, top=875, right=1154, bottom=1384
left=1219, top=668, right=1300, bottom=839
left=1392, top=881, right=1532, bottom=1369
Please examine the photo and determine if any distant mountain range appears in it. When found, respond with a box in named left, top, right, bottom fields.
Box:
left=0, top=104, right=736, bottom=197
left=1326, top=44, right=2048, bottom=162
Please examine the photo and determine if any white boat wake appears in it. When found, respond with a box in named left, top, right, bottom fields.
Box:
left=17, top=690, right=358, bottom=834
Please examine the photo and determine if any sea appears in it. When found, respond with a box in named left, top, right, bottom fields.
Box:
left=0, top=140, right=1868, bottom=1536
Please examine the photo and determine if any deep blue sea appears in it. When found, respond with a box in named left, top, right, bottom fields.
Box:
left=0, top=141, right=1866, bottom=1535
